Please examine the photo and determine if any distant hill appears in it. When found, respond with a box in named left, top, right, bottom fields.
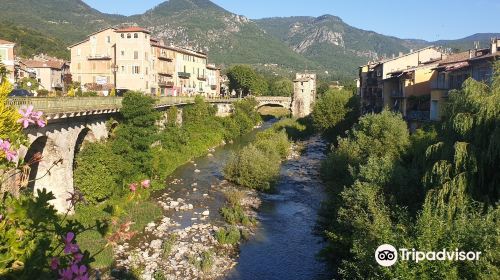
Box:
left=0, top=0, right=497, bottom=78
left=0, top=22, right=69, bottom=60
left=255, top=15, right=416, bottom=75
left=129, top=0, right=319, bottom=69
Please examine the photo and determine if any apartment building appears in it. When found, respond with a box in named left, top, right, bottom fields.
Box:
left=22, top=55, right=69, bottom=92
left=359, top=47, right=445, bottom=116
left=69, top=27, right=220, bottom=96
left=0, top=39, right=15, bottom=83
left=430, top=38, right=499, bottom=120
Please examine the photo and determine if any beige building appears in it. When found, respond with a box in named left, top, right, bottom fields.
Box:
left=0, top=39, right=16, bottom=83
left=359, top=46, right=445, bottom=115
left=69, top=27, right=220, bottom=96
left=292, top=73, right=316, bottom=117
left=22, top=56, right=69, bottom=92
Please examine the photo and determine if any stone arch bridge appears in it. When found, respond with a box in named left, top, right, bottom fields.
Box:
left=7, top=96, right=295, bottom=212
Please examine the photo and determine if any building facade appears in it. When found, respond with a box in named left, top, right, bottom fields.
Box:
left=359, top=47, right=445, bottom=115
left=22, top=55, right=69, bottom=92
left=0, top=39, right=16, bottom=83
left=430, top=38, right=499, bottom=120
left=69, top=27, right=220, bottom=96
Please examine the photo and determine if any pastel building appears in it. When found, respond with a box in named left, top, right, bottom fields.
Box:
left=0, top=39, right=16, bottom=83
left=69, top=27, right=220, bottom=96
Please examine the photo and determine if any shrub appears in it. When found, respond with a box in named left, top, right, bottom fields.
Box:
left=36, top=89, right=49, bottom=97
left=254, top=129, right=290, bottom=159
left=220, top=204, right=247, bottom=225
left=74, top=142, right=122, bottom=204
left=215, top=227, right=241, bottom=245
left=224, top=144, right=281, bottom=192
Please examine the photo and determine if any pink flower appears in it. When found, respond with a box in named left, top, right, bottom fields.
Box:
left=72, top=253, right=84, bottom=264
left=58, top=267, right=73, bottom=280
left=141, top=179, right=151, bottom=189
left=17, top=105, right=46, bottom=128
left=50, top=257, right=60, bottom=270
left=18, top=105, right=35, bottom=128
left=0, top=139, right=17, bottom=162
left=63, top=232, right=79, bottom=254
left=129, top=183, right=138, bottom=192
left=71, top=264, right=89, bottom=280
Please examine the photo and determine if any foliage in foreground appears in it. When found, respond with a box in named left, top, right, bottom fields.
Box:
left=224, top=128, right=290, bottom=192
left=320, top=66, right=500, bottom=279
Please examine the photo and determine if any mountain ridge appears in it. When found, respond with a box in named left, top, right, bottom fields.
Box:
left=0, top=0, right=497, bottom=77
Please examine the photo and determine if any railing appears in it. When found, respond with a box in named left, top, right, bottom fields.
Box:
left=87, top=55, right=112, bottom=60
left=158, top=55, right=173, bottom=61
left=158, top=81, right=175, bottom=87
left=178, top=72, right=191, bottom=79
left=197, top=75, right=207, bottom=81
left=7, top=97, right=124, bottom=114
left=7, top=96, right=292, bottom=115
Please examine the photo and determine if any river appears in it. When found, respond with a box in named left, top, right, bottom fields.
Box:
left=114, top=121, right=331, bottom=279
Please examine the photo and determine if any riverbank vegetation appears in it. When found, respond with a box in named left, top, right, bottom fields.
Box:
left=318, top=65, right=500, bottom=279
left=72, top=93, right=263, bottom=268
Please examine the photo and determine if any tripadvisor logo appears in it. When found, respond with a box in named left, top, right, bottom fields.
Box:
left=375, top=244, right=482, bottom=267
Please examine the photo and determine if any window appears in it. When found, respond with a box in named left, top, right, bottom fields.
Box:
left=146, top=67, right=148, bottom=75
left=107, top=36, right=111, bottom=43
left=121, top=66, right=125, bottom=72
left=121, top=50, right=125, bottom=56
left=146, top=81, right=149, bottom=89
left=132, top=66, right=140, bottom=74
left=183, top=66, right=187, bottom=73
left=121, top=34, right=124, bottom=38
left=77, top=63, right=81, bottom=70
left=134, top=33, right=138, bottom=39
left=127, top=33, right=131, bottom=39
left=77, top=49, right=81, bottom=56
left=145, top=52, right=148, bottom=60
left=134, top=51, right=138, bottom=60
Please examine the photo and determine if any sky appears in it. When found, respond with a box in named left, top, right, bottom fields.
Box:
left=82, top=0, right=500, bottom=41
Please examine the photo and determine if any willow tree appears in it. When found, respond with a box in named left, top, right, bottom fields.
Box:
left=413, top=62, right=500, bottom=279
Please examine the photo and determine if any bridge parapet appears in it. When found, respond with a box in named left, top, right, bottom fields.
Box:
left=7, top=96, right=293, bottom=119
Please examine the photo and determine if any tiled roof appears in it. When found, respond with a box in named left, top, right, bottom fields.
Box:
left=22, top=59, right=65, bottom=69
left=116, top=27, right=151, bottom=34
left=0, top=39, right=15, bottom=45
left=438, top=51, right=471, bottom=65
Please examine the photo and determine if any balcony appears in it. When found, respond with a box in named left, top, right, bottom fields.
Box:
left=407, top=111, right=430, bottom=121
left=158, top=81, right=174, bottom=88
left=197, top=75, right=207, bottom=81
left=158, top=71, right=174, bottom=77
left=87, top=55, right=112, bottom=60
left=178, top=72, right=191, bottom=79
left=158, top=54, right=173, bottom=61
left=210, top=85, right=217, bottom=90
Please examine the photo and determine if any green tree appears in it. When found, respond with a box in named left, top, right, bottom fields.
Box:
left=19, top=77, right=39, bottom=92
left=269, top=78, right=293, bottom=96
left=311, top=88, right=360, bottom=140
left=227, top=65, right=268, bottom=96
left=112, top=91, right=159, bottom=180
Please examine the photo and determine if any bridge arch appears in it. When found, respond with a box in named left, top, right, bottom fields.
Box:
left=73, top=127, right=97, bottom=170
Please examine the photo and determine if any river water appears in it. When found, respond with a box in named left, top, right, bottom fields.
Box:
left=146, top=121, right=330, bottom=279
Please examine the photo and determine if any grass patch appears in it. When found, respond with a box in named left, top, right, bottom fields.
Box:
left=162, top=234, right=178, bottom=258
left=215, top=226, right=241, bottom=245
left=189, top=250, right=215, bottom=273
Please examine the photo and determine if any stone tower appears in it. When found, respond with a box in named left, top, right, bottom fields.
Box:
left=292, top=73, right=317, bottom=117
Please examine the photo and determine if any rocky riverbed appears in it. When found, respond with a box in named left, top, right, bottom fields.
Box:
left=112, top=180, right=261, bottom=280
